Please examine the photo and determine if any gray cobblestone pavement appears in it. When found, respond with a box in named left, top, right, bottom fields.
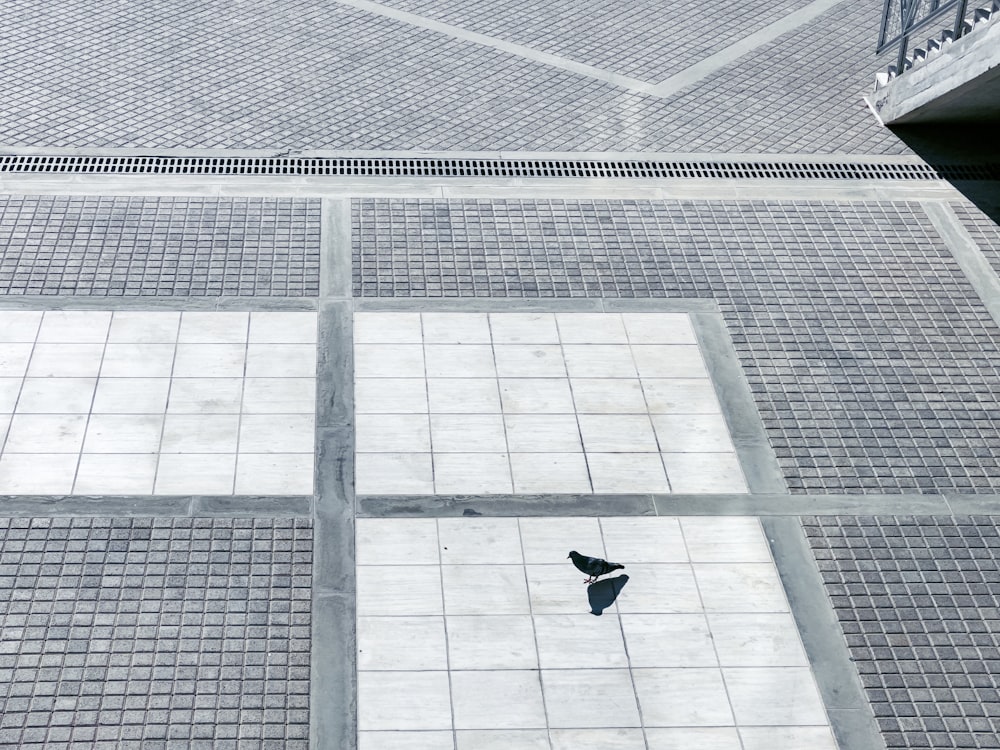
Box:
left=652, top=0, right=902, bottom=155
left=372, top=0, right=814, bottom=81
left=0, top=196, right=320, bottom=296
left=0, top=0, right=904, bottom=153
left=0, top=517, right=312, bottom=750
left=954, top=202, right=1000, bottom=273
left=805, top=515, right=1000, bottom=749
left=355, top=198, right=1000, bottom=494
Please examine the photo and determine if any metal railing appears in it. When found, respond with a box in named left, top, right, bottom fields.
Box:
left=877, top=0, right=970, bottom=69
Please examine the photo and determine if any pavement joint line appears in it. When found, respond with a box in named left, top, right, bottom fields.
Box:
left=354, top=298, right=719, bottom=313
left=762, top=516, right=888, bottom=750
left=690, top=310, right=788, bottom=494
left=646, top=0, right=853, bottom=98
left=355, top=492, right=972, bottom=517
left=312, top=153, right=356, bottom=750
left=313, top=298, right=357, bottom=750
left=922, top=201, right=1000, bottom=329
left=331, top=0, right=658, bottom=96
left=0, top=495, right=312, bottom=517
left=0, top=296, right=320, bottom=311
left=0, top=147, right=946, bottom=163
left=0, top=175, right=964, bottom=202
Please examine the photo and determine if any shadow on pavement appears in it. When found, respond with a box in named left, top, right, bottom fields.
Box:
left=588, top=574, right=629, bottom=616
left=891, top=123, right=1000, bottom=222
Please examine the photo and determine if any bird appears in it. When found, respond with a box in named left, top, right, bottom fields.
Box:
left=568, top=550, right=625, bottom=584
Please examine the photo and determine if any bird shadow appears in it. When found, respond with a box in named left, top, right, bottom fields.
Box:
left=588, top=574, right=629, bottom=616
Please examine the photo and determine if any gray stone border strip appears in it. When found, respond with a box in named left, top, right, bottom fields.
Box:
left=0, top=175, right=960, bottom=203
left=0, top=147, right=940, bottom=162
left=762, top=516, right=887, bottom=750
left=646, top=0, right=851, bottom=98
left=354, top=297, right=603, bottom=312
left=311, top=202, right=358, bottom=748
left=357, top=492, right=972, bottom=517
left=355, top=298, right=721, bottom=313
left=923, top=201, right=1000, bottom=328
left=321, top=199, right=353, bottom=299
left=358, top=494, right=657, bottom=517
left=0, top=495, right=312, bottom=517
left=333, top=0, right=655, bottom=95
left=2, top=490, right=979, bottom=520
left=0, top=296, right=318, bottom=311
left=690, top=309, right=788, bottom=494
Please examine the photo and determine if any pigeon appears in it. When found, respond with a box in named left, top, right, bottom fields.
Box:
left=568, top=550, right=625, bottom=584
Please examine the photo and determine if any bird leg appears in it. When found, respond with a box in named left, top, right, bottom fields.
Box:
left=583, top=575, right=596, bottom=584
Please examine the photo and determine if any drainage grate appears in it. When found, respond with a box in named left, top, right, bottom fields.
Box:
left=1, top=155, right=998, bottom=180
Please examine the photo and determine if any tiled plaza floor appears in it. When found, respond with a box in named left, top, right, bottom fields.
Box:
left=355, top=312, right=746, bottom=495
left=4, top=0, right=1000, bottom=745
left=0, top=310, right=316, bottom=495
left=356, top=516, right=835, bottom=750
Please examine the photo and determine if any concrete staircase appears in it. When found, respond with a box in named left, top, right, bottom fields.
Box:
left=875, top=0, right=1000, bottom=89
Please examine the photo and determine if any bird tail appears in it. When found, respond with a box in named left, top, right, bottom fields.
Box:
left=609, top=563, right=625, bottom=572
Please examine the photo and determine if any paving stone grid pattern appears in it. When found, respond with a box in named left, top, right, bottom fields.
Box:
left=0, top=310, right=316, bottom=495
left=805, top=516, right=1000, bottom=750
left=0, top=196, right=321, bottom=297
left=0, top=517, right=312, bottom=750
left=372, top=0, right=816, bottom=81
left=0, top=0, right=905, bottom=153
left=357, top=516, right=836, bottom=750
left=355, top=198, right=1000, bottom=494
left=355, top=311, right=747, bottom=495
left=953, top=202, right=1000, bottom=280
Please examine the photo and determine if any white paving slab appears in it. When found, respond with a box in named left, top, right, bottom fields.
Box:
left=357, top=616, right=448, bottom=671
left=451, top=671, right=547, bottom=729
left=358, top=671, right=452, bottom=731
left=509, top=452, right=591, bottom=494
left=646, top=727, right=742, bottom=750
left=587, top=452, right=670, bottom=494
left=632, top=668, right=735, bottom=726
left=108, top=311, right=180, bottom=343
left=0, top=310, right=316, bottom=496
left=422, top=312, right=491, bottom=344
left=446, top=615, right=538, bottom=670
left=355, top=518, right=834, bottom=746
left=359, top=731, right=454, bottom=750
left=619, top=614, right=717, bottom=667
left=354, top=312, right=747, bottom=495
left=17, top=377, right=96, bottom=413
left=550, top=728, right=647, bottom=750
left=431, top=413, right=506, bottom=452
left=499, top=378, right=575, bottom=413
left=543, top=669, right=642, bottom=728
left=425, top=344, right=496, bottom=377
left=459, top=730, right=550, bottom=750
